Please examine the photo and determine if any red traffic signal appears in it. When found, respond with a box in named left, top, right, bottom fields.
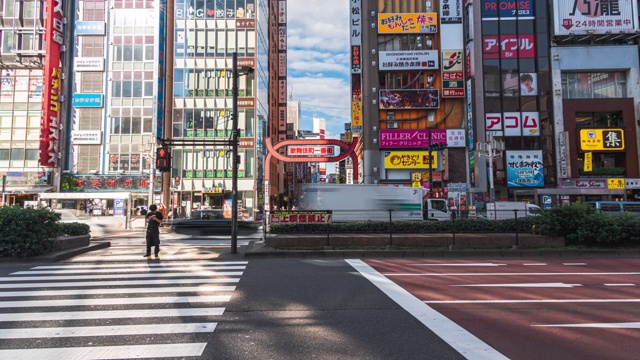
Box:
left=156, top=147, right=171, bottom=172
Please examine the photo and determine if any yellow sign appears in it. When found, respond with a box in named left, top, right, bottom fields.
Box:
left=384, top=151, right=438, bottom=169
left=583, top=152, right=592, bottom=172
left=607, top=178, right=626, bottom=190
left=378, top=13, right=438, bottom=34
left=579, top=129, right=625, bottom=151
left=411, top=172, right=422, bottom=187
left=351, top=101, right=362, bottom=127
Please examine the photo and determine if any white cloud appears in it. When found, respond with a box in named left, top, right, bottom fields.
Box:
left=287, top=0, right=352, bottom=141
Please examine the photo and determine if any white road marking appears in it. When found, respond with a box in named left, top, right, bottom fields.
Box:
left=0, top=285, right=236, bottom=297
left=0, top=343, right=207, bottom=359
left=0, top=323, right=217, bottom=339
left=604, top=284, right=636, bottom=286
left=534, top=322, right=640, bottom=328
left=408, top=263, right=506, bottom=267
left=33, top=261, right=248, bottom=269
left=451, top=283, right=582, bottom=288
left=0, top=307, right=224, bottom=322
left=523, top=263, right=547, bottom=266
left=347, top=259, right=508, bottom=360
left=426, top=299, right=640, bottom=304
left=13, top=265, right=246, bottom=275
left=0, top=278, right=239, bottom=289
left=384, top=272, right=640, bottom=276
left=68, top=255, right=223, bottom=261
left=0, top=271, right=243, bottom=282
left=0, top=295, right=231, bottom=308
left=562, top=263, right=587, bottom=266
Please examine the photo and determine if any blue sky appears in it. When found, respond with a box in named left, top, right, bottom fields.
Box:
left=287, top=0, right=351, bottom=139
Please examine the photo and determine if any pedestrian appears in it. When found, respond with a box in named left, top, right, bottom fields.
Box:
left=144, top=204, right=163, bottom=258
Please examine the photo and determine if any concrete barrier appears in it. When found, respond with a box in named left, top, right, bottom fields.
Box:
left=52, top=235, right=91, bottom=251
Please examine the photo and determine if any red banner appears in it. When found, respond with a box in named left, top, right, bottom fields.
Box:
left=40, top=0, right=64, bottom=167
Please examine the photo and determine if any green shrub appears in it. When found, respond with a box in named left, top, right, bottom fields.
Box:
left=534, top=203, right=594, bottom=241
left=573, top=213, right=622, bottom=246
left=0, top=206, right=60, bottom=257
left=58, top=222, right=91, bottom=236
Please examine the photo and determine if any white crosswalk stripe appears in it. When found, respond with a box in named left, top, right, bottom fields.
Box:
left=0, top=254, right=246, bottom=359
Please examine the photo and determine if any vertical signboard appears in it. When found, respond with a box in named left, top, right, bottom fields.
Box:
left=278, top=1, right=287, bottom=135
left=155, top=0, right=167, bottom=139
left=40, top=0, right=65, bottom=167
left=440, top=1, right=464, bottom=99
left=506, top=150, right=544, bottom=187
left=350, top=0, right=363, bottom=134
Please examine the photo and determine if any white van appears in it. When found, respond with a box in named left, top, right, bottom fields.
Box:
left=486, top=202, right=541, bottom=220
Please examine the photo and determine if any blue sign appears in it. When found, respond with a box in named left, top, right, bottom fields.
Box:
left=75, top=21, right=106, bottom=35
left=481, top=0, right=534, bottom=20
left=73, top=93, right=103, bottom=108
left=505, top=150, right=544, bottom=188
left=156, top=0, right=167, bottom=139
left=542, top=195, right=552, bottom=209
left=114, top=199, right=125, bottom=216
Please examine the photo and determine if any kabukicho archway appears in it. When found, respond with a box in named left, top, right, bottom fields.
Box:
left=263, top=137, right=359, bottom=209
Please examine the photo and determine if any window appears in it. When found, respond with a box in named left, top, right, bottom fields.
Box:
left=25, top=149, right=38, bottom=161
left=575, top=111, right=623, bottom=128
left=10, top=148, right=24, bottom=167
left=1, top=31, right=15, bottom=53
left=562, top=72, right=626, bottom=99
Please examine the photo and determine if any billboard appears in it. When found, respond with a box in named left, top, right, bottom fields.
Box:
left=40, top=0, right=65, bottom=167
left=505, top=150, right=544, bottom=188
left=384, top=151, right=438, bottom=169
left=554, top=0, right=638, bottom=35
left=378, top=13, right=438, bottom=33
left=155, top=0, right=167, bottom=139
left=379, top=89, right=440, bottom=109
left=579, top=129, right=625, bottom=151
left=486, top=112, right=540, bottom=136
left=286, top=146, right=335, bottom=156
left=380, top=129, right=446, bottom=148
left=72, top=93, right=104, bottom=108
left=481, top=0, right=534, bottom=20
left=74, top=58, right=105, bottom=71
left=483, top=34, right=536, bottom=59
left=75, top=21, right=106, bottom=35
left=379, top=50, right=439, bottom=70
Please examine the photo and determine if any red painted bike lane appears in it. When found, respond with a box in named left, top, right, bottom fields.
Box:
left=363, top=258, right=640, bottom=360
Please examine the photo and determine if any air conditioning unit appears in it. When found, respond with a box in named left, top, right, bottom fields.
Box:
left=387, top=121, right=398, bottom=129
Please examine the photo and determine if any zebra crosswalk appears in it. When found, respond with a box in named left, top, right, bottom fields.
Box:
left=0, top=260, right=247, bottom=359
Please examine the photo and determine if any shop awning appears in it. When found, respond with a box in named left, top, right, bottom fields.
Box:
left=38, top=192, right=132, bottom=200
left=4, top=186, right=54, bottom=194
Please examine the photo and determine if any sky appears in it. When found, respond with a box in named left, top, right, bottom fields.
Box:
left=286, top=0, right=351, bottom=140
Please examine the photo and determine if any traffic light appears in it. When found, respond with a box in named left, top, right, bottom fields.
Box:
left=156, top=147, right=171, bottom=172
left=428, top=142, right=446, bottom=151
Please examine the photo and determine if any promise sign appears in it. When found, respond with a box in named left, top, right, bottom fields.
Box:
left=40, top=0, right=65, bottom=167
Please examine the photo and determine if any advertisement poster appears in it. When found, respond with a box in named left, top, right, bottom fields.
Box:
left=379, top=89, right=440, bottom=109
left=384, top=151, right=438, bottom=169
left=506, top=150, right=544, bottom=187
left=554, top=0, right=638, bottom=35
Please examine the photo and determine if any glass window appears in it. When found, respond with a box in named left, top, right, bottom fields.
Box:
left=143, top=117, right=152, bottom=133
left=144, top=45, right=154, bottom=60
left=111, top=117, right=121, bottom=134
left=0, top=149, right=9, bottom=161
left=25, top=149, right=38, bottom=161
left=131, top=117, right=142, bottom=134
left=10, top=148, right=24, bottom=166
left=112, top=81, right=122, bottom=97
left=134, top=45, right=143, bottom=61
left=122, top=81, right=132, bottom=97
left=2, top=31, right=15, bottom=53
left=121, top=117, right=131, bottom=133
left=132, top=81, right=143, bottom=97
left=123, top=45, right=133, bottom=61
left=562, top=72, right=626, bottom=99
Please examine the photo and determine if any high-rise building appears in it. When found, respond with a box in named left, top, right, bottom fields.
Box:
left=0, top=0, right=55, bottom=206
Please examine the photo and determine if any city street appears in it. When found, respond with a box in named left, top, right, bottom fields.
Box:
left=0, top=240, right=639, bottom=359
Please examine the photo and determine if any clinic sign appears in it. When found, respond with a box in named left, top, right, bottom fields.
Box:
left=40, top=0, right=65, bottom=168
left=554, top=0, right=638, bottom=35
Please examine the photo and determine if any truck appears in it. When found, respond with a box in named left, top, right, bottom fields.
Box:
left=298, top=184, right=449, bottom=222
left=485, top=202, right=541, bottom=220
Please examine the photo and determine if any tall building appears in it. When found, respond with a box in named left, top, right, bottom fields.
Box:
left=0, top=0, right=55, bottom=206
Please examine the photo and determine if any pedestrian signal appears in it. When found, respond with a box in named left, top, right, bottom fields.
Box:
left=156, top=147, right=171, bottom=172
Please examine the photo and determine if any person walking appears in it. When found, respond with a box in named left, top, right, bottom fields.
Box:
left=144, top=204, right=163, bottom=258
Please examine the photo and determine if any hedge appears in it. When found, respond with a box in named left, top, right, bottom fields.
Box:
left=0, top=206, right=60, bottom=257
left=58, top=222, right=91, bottom=237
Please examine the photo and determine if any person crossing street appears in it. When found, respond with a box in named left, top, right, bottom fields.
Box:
left=144, top=204, right=163, bottom=258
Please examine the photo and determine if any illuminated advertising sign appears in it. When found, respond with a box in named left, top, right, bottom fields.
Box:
left=481, top=0, right=534, bottom=20
left=155, top=0, right=167, bottom=139
left=75, top=21, right=106, bottom=35
left=554, top=0, right=638, bottom=35
left=286, top=146, right=336, bottom=156
left=380, top=129, right=446, bottom=148
left=72, top=93, right=104, bottom=108
left=441, top=50, right=465, bottom=98
left=579, top=129, right=625, bottom=151
left=378, top=13, right=438, bottom=33
left=270, top=211, right=333, bottom=224
left=379, top=89, right=440, bottom=109
left=485, top=112, right=540, bottom=136
left=40, top=0, right=64, bottom=167
left=483, top=34, right=536, bottom=59
left=506, top=150, right=544, bottom=188
left=384, top=151, right=439, bottom=169
left=379, top=50, right=439, bottom=70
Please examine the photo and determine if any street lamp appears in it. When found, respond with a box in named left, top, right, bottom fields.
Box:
left=231, top=52, right=253, bottom=254
left=477, top=133, right=505, bottom=202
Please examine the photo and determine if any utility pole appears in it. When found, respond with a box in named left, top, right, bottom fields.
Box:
left=231, top=52, right=239, bottom=254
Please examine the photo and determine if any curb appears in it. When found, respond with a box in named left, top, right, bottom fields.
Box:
left=34, top=241, right=111, bottom=262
